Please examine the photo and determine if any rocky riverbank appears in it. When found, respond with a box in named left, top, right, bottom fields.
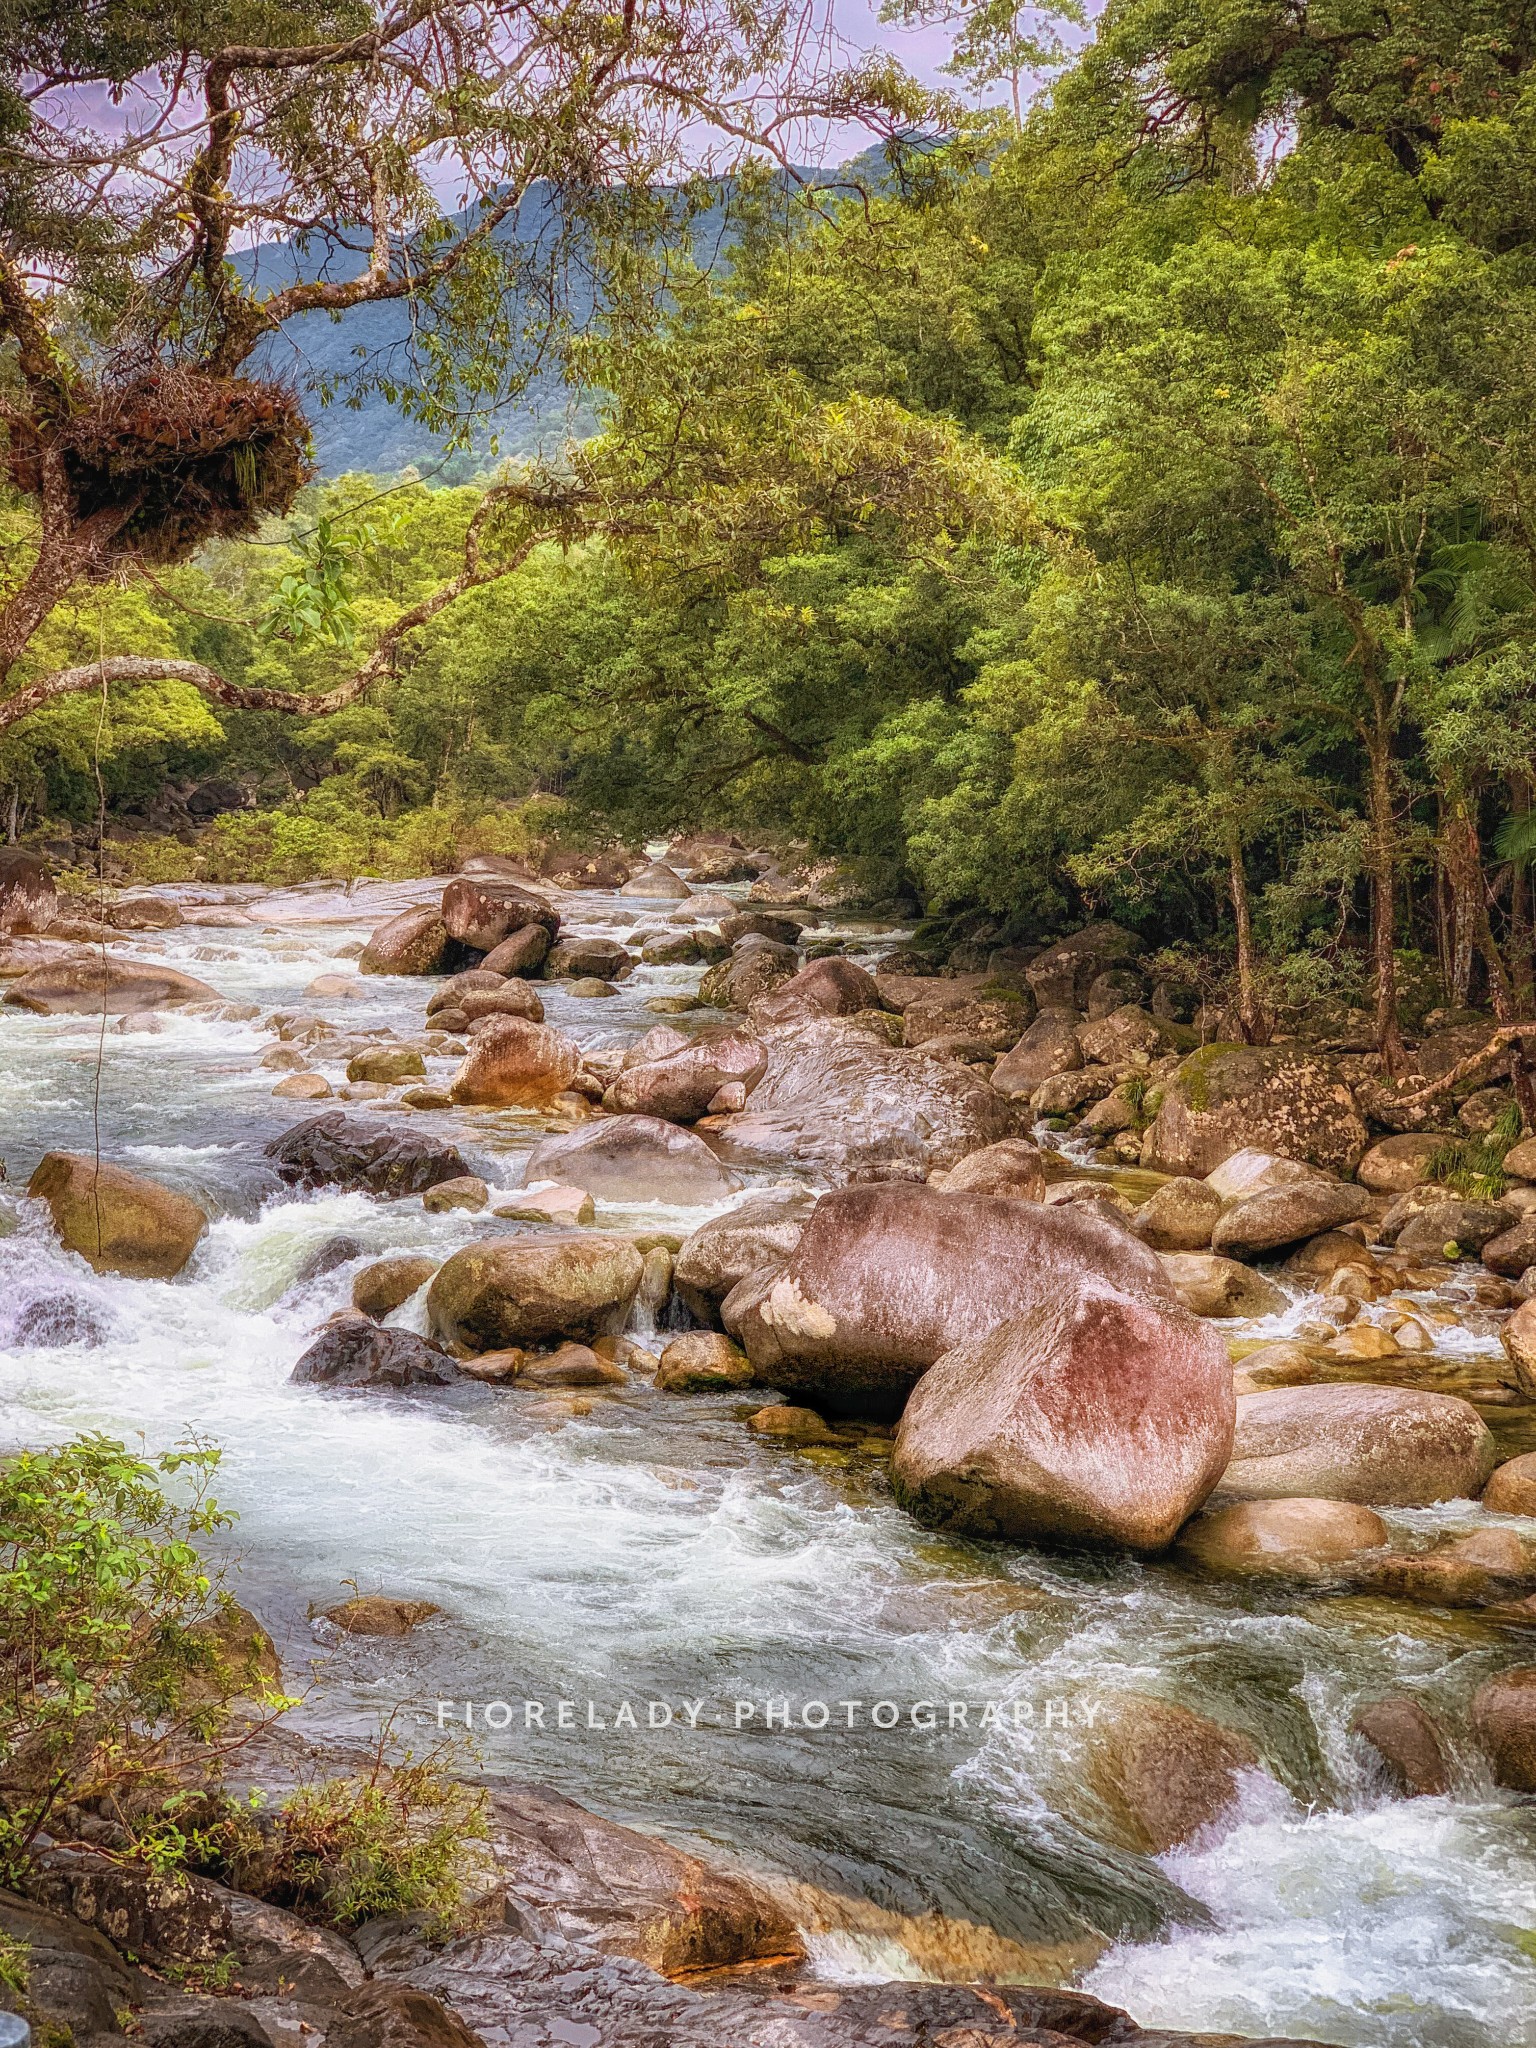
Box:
left=4, top=840, right=1536, bottom=2046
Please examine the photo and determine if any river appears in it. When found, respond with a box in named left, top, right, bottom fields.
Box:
left=2, top=875, right=1534, bottom=2048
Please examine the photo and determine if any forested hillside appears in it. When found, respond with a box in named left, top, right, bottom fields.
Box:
left=7, top=0, right=1536, bottom=1057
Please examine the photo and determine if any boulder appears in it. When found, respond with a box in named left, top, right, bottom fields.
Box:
left=519, top=1342, right=628, bottom=1388
left=1177, top=1497, right=1389, bottom=1579
left=932, top=1138, right=1046, bottom=1200
left=722, top=1181, right=1175, bottom=1414
left=1132, top=1178, right=1222, bottom=1252
left=891, top=1278, right=1234, bottom=1551
left=1158, top=1252, right=1287, bottom=1319
left=619, top=862, right=691, bottom=899
left=1210, top=1179, right=1371, bottom=1259
left=325, top=1983, right=486, bottom=2048
left=1024, top=922, right=1144, bottom=1011
left=1504, top=1135, right=1536, bottom=1180
left=641, top=931, right=702, bottom=965
left=481, top=924, right=552, bottom=976
left=545, top=936, right=633, bottom=981
left=272, top=1071, right=331, bottom=1100
left=4, top=957, right=221, bottom=1013
left=1394, top=1198, right=1514, bottom=1259
left=1220, top=1384, right=1498, bottom=1505
left=290, top=1313, right=461, bottom=1388
left=1471, top=1667, right=1536, bottom=1792
left=353, top=1254, right=438, bottom=1319
left=1144, top=1045, right=1369, bottom=1177
left=1282, top=1229, right=1379, bottom=1283
left=621, top=1023, right=693, bottom=1068
left=1204, top=1148, right=1333, bottom=1203
left=360, top=905, right=451, bottom=976
left=1484, top=1451, right=1536, bottom=1515
left=422, top=1174, right=489, bottom=1213
left=0, top=845, right=55, bottom=930
left=1233, top=1340, right=1318, bottom=1393
left=451, top=983, right=543, bottom=1026
left=523, top=1115, right=739, bottom=1206
left=440, top=877, right=560, bottom=949
left=673, top=1189, right=820, bottom=1318
left=989, top=1011, right=1083, bottom=1101
left=608, top=1033, right=767, bottom=1122
left=1085, top=966, right=1146, bottom=1017
left=1482, top=1215, right=1536, bottom=1278
left=1352, top=1698, right=1451, bottom=1797
left=1083, top=1697, right=1259, bottom=1855
left=449, top=1016, right=582, bottom=1107
left=495, top=1184, right=597, bottom=1226
left=322, top=1595, right=441, bottom=1636
left=656, top=1331, right=755, bottom=1391
left=719, top=911, right=805, bottom=947
left=459, top=853, right=538, bottom=879
left=701, top=937, right=800, bottom=1010
left=427, top=1234, right=644, bottom=1351
left=1499, top=1296, right=1536, bottom=1395
left=901, top=985, right=1034, bottom=1054
left=749, top=956, right=881, bottom=1028
left=1076, top=1003, right=1164, bottom=1066
left=346, top=1045, right=427, bottom=1085
left=1358, top=1133, right=1454, bottom=1193
left=292, top=1233, right=367, bottom=1287
left=748, top=1404, right=836, bottom=1440
left=27, top=1153, right=206, bottom=1279
left=266, top=1114, right=471, bottom=1196
left=708, top=1018, right=1018, bottom=1183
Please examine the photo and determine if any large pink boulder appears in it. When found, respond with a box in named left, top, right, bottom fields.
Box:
left=608, top=1033, right=767, bottom=1122
left=892, top=1278, right=1234, bottom=1550
left=749, top=956, right=882, bottom=1028
left=722, top=1181, right=1174, bottom=1414
left=440, top=877, right=560, bottom=952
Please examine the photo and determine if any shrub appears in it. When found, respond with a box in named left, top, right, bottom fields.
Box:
left=0, top=1435, right=287, bottom=1881
left=117, top=836, right=204, bottom=885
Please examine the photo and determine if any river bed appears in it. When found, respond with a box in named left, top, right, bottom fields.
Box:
left=3, top=876, right=1536, bottom=2048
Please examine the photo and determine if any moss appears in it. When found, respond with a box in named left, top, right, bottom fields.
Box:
left=1177, top=1041, right=1246, bottom=1114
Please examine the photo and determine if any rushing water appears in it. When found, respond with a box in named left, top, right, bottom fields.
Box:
left=4, top=877, right=1536, bottom=2048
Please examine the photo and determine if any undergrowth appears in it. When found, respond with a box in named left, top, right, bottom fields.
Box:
left=1424, top=1105, right=1526, bottom=1199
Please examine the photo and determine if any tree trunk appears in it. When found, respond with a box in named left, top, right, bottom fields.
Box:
left=1440, top=790, right=1482, bottom=1007
left=1364, top=714, right=1406, bottom=1072
left=1509, top=775, right=1535, bottom=1015
left=1227, top=826, right=1264, bottom=1042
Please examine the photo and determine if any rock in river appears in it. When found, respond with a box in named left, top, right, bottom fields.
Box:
left=1177, top=1497, right=1390, bottom=1579
left=608, top=1032, right=767, bottom=1122
left=673, top=1188, right=820, bottom=1319
left=1219, top=1384, right=1498, bottom=1506
left=1158, top=1252, right=1287, bottom=1319
left=4, top=956, right=221, bottom=1013
left=1210, top=1178, right=1370, bottom=1258
left=290, top=1313, right=461, bottom=1388
left=708, top=1018, right=1018, bottom=1183
left=723, top=1181, right=1174, bottom=1414
left=427, top=1234, right=644, bottom=1351
left=523, top=1114, right=739, bottom=1205
left=359, top=904, right=451, bottom=975
left=440, top=876, right=561, bottom=949
left=892, top=1275, right=1234, bottom=1550
left=448, top=1015, right=582, bottom=1107
left=1083, top=1696, right=1260, bottom=1855
left=266, top=1112, right=471, bottom=1197
left=932, top=1137, right=1046, bottom=1200
left=27, top=1152, right=207, bottom=1279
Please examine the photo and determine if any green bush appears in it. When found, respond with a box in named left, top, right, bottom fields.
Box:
left=0, top=1435, right=287, bottom=1881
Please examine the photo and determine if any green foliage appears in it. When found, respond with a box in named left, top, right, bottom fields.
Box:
left=0, top=1435, right=282, bottom=1880
left=1424, top=1106, right=1526, bottom=1200
left=0, top=1929, right=27, bottom=1997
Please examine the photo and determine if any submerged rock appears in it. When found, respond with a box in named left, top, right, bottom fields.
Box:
left=322, top=1595, right=441, bottom=1636
left=723, top=1181, right=1173, bottom=1414
left=266, top=1113, right=470, bottom=1197
left=427, top=1234, right=644, bottom=1351
left=1472, top=1667, right=1536, bottom=1792
left=523, top=1114, right=739, bottom=1206
left=1220, top=1384, right=1497, bottom=1506
left=1083, top=1696, right=1260, bottom=1855
left=892, top=1277, right=1234, bottom=1550
left=27, top=1152, right=207, bottom=1280
left=1352, top=1698, right=1451, bottom=1797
